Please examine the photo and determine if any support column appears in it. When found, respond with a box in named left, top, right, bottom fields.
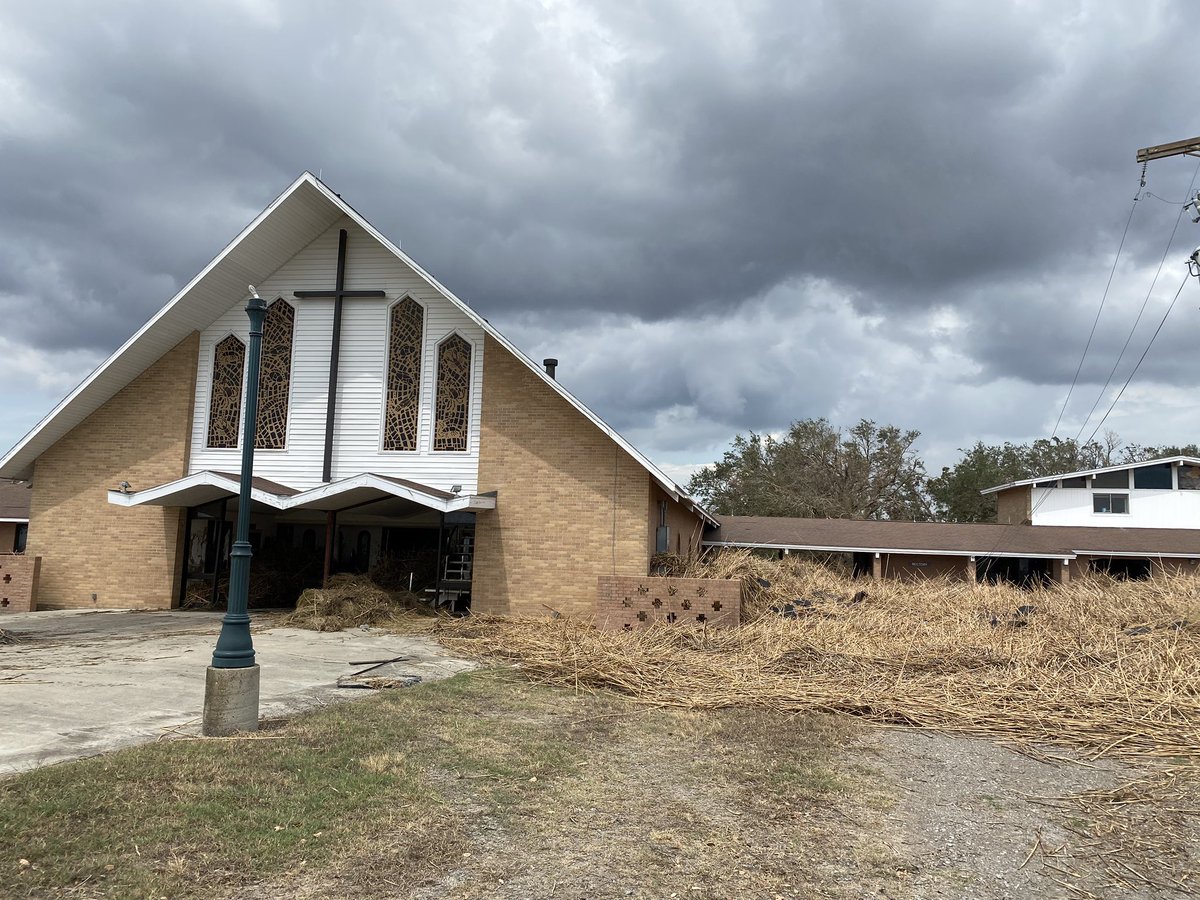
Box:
left=966, top=555, right=977, bottom=583
left=872, top=552, right=882, bottom=581
left=323, top=510, right=337, bottom=587
left=1056, top=558, right=1070, bottom=585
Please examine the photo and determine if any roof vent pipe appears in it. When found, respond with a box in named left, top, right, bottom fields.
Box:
left=543, top=358, right=558, bottom=380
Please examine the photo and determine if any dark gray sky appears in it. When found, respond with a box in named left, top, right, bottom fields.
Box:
left=3, top=0, right=1199, bottom=482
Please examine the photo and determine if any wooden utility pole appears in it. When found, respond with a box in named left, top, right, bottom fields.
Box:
left=1136, top=135, right=1200, bottom=163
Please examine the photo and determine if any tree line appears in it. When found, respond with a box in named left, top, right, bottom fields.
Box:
left=685, top=417, right=1199, bottom=523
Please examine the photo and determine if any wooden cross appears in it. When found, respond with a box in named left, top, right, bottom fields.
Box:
left=294, top=228, right=386, bottom=482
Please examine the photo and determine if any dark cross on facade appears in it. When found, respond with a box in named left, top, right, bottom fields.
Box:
left=294, top=229, right=386, bottom=482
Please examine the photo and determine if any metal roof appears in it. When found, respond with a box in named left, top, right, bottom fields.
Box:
left=0, top=173, right=715, bottom=525
left=980, top=456, right=1200, bottom=495
left=704, top=515, right=1200, bottom=560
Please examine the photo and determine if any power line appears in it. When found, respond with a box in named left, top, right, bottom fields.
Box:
left=1082, top=270, right=1191, bottom=448
left=1049, top=163, right=1147, bottom=437
left=1073, top=159, right=1200, bottom=444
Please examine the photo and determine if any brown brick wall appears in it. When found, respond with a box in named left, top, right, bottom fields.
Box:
left=28, top=334, right=200, bottom=609
left=473, top=336, right=650, bottom=617
left=596, top=575, right=742, bottom=630
left=648, top=483, right=704, bottom=559
left=880, top=553, right=972, bottom=581
left=995, top=487, right=1031, bottom=525
left=0, top=554, right=41, bottom=612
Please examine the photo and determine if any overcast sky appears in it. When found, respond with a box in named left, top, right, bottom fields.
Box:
left=3, top=0, right=1200, bottom=484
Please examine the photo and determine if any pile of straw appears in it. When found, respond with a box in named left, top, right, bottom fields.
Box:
left=438, top=551, right=1200, bottom=760
left=283, top=574, right=425, bottom=632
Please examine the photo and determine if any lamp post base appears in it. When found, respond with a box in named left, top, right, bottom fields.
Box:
left=202, top=664, right=260, bottom=736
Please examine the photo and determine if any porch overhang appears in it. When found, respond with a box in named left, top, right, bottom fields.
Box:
left=284, top=473, right=496, bottom=514
left=106, top=471, right=295, bottom=509
left=107, top=470, right=496, bottom=514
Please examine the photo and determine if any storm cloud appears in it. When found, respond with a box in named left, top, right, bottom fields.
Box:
left=2, top=0, right=1199, bottom=477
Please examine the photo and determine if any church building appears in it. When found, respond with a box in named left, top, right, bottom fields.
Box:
left=0, top=174, right=713, bottom=616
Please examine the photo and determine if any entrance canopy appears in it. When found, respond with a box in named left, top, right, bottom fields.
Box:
left=107, top=470, right=496, bottom=514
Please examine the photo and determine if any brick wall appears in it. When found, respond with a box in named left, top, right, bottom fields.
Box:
left=880, top=553, right=973, bottom=581
left=473, top=336, right=651, bottom=617
left=995, top=487, right=1031, bottom=525
left=596, top=575, right=742, bottom=630
left=0, top=554, right=41, bottom=613
left=28, top=334, right=200, bottom=609
left=648, top=483, right=705, bottom=560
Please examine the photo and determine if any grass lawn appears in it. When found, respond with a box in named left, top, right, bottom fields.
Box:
left=1, top=670, right=901, bottom=899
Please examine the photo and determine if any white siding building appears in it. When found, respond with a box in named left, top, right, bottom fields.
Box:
left=983, top=457, right=1200, bottom=529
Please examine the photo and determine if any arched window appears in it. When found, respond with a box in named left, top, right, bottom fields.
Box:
left=383, top=298, right=424, bottom=450
left=255, top=299, right=295, bottom=450
left=433, top=334, right=472, bottom=451
left=206, top=334, right=245, bottom=449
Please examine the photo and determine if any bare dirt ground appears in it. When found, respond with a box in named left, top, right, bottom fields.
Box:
left=228, top=679, right=1197, bottom=900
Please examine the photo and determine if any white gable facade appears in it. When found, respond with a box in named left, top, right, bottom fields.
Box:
left=188, top=218, right=485, bottom=492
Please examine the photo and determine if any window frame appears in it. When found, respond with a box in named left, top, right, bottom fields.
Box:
left=1092, top=492, right=1130, bottom=515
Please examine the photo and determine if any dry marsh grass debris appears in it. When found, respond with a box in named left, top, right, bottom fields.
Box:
left=1031, top=765, right=1199, bottom=897
left=282, top=574, right=434, bottom=632
left=436, top=550, right=1200, bottom=761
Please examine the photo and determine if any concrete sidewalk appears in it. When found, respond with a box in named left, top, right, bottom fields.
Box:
left=0, top=609, right=475, bottom=774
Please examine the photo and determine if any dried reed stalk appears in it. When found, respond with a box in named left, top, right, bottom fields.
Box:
left=436, top=551, right=1200, bottom=761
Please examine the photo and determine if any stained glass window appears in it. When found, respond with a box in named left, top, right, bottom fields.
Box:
left=383, top=299, right=424, bottom=451
left=206, top=335, right=245, bottom=449
left=255, top=300, right=295, bottom=450
left=433, top=334, right=471, bottom=451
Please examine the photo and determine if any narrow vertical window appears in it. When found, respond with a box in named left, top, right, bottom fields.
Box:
left=383, top=298, right=424, bottom=450
left=433, top=334, right=471, bottom=451
left=255, top=299, right=295, bottom=450
left=207, top=335, right=245, bottom=449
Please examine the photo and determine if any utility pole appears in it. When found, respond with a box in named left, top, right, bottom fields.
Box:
left=1136, top=135, right=1200, bottom=274
left=1135, top=135, right=1200, bottom=163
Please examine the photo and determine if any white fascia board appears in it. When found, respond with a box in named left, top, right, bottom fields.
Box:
left=701, top=540, right=1073, bottom=560
left=449, top=495, right=497, bottom=511
left=300, top=175, right=714, bottom=519
left=283, top=473, right=494, bottom=513
left=286, top=473, right=448, bottom=511
left=105, top=471, right=290, bottom=510
left=1072, top=549, right=1200, bottom=559
left=0, top=517, right=28, bottom=524
left=0, top=173, right=335, bottom=481
left=980, top=455, right=1200, bottom=495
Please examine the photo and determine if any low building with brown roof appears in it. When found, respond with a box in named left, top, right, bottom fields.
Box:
left=704, top=516, right=1200, bottom=584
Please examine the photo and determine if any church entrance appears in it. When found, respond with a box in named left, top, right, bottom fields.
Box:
left=178, top=503, right=476, bottom=612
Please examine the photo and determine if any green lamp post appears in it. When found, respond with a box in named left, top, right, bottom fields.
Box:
left=202, top=288, right=266, bottom=734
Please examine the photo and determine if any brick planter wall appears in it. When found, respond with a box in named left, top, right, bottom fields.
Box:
left=597, top=575, right=742, bottom=631
left=0, top=554, right=41, bottom=613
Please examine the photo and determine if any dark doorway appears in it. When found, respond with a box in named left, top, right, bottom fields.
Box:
left=975, top=556, right=1051, bottom=588
left=852, top=552, right=874, bottom=578
left=1090, top=557, right=1152, bottom=580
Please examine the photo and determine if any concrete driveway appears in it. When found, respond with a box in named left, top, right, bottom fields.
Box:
left=0, top=609, right=475, bottom=774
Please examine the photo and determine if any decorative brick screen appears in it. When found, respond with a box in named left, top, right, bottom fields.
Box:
left=597, top=575, right=742, bottom=631
left=0, top=554, right=41, bottom=613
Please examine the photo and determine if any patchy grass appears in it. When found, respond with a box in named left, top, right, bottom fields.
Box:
left=0, top=671, right=892, bottom=900
left=0, top=672, right=585, bottom=898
